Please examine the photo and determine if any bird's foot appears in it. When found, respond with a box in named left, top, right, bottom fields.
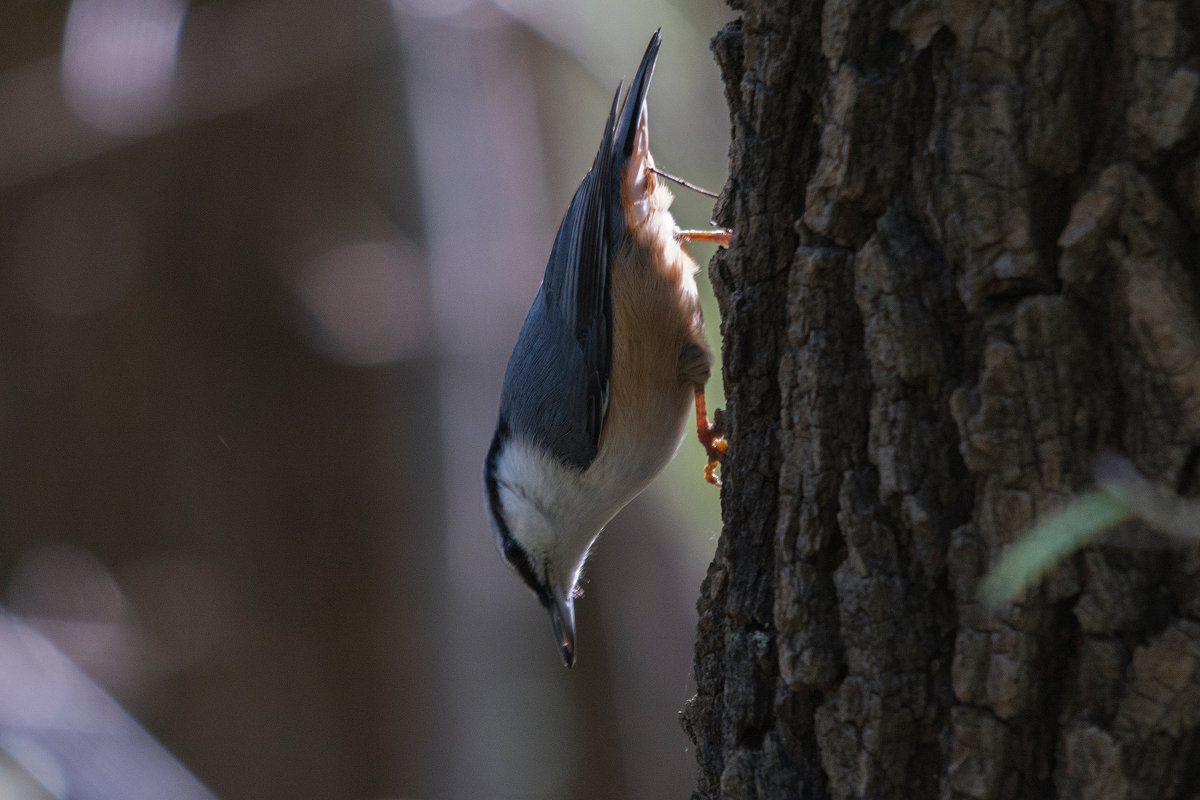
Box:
left=694, top=389, right=727, bottom=486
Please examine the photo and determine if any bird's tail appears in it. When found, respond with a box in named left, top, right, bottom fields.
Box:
left=613, top=29, right=661, bottom=164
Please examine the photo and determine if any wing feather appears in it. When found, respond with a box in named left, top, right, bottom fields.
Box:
left=497, top=33, right=662, bottom=470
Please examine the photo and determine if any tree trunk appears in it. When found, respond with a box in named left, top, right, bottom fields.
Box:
left=684, top=0, right=1200, bottom=798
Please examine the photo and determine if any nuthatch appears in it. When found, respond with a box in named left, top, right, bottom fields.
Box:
left=483, top=31, right=729, bottom=668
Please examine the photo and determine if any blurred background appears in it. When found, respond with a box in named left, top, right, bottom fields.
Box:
left=0, top=1, right=734, bottom=798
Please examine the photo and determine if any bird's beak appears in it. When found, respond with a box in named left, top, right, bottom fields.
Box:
left=548, top=590, right=576, bottom=668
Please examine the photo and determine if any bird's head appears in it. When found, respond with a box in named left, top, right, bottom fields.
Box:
left=484, top=429, right=597, bottom=668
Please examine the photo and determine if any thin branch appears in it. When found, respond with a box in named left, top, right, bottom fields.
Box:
left=650, top=166, right=719, bottom=198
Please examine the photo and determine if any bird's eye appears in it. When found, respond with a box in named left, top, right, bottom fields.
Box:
left=501, top=539, right=548, bottom=601
left=502, top=539, right=522, bottom=567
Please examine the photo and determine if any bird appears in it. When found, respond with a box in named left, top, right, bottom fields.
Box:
left=483, top=30, right=729, bottom=668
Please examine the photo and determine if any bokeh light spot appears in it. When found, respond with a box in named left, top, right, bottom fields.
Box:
left=292, top=238, right=431, bottom=365
left=7, top=544, right=145, bottom=702
left=61, top=0, right=187, bottom=135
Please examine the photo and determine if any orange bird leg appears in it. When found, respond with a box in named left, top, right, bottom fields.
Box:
left=676, top=228, right=732, bottom=247
left=694, top=389, right=727, bottom=486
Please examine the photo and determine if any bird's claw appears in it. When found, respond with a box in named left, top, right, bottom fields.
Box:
left=695, top=390, right=727, bottom=486
left=702, top=437, right=727, bottom=486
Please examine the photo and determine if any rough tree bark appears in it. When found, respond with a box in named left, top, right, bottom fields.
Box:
left=684, top=0, right=1200, bottom=798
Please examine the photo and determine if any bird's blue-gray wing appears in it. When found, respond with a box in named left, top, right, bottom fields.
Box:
left=498, top=33, right=662, bottom=471
left=498, top=91, right=621, bottom=470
